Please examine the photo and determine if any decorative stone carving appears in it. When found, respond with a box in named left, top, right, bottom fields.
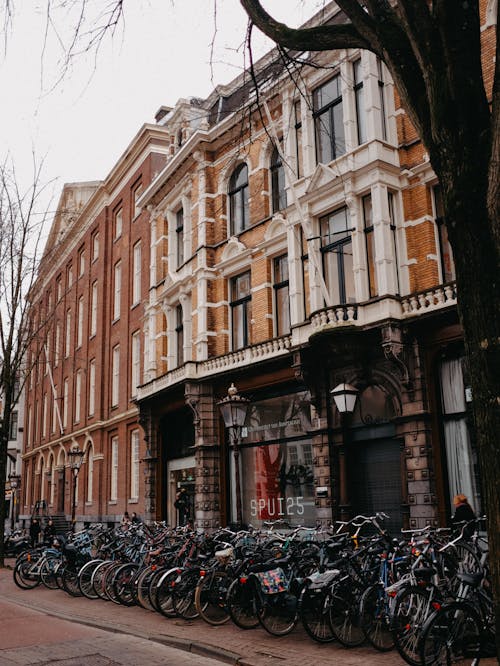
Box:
left=381, top=324, right=412, bottom=388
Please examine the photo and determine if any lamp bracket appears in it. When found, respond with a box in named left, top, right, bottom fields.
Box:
left=381, top=324, right=412, bottom=388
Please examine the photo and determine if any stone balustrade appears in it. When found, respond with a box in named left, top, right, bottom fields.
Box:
left=401, top=282, right=456, bottom=316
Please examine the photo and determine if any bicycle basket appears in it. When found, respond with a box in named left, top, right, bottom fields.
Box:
left=215, top=547, right=234, bottom=565
left=254, top=567, right=288, bottom=595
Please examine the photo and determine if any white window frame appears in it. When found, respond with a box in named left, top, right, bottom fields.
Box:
left=79, top=249, right=85, bottom=277
left=42, top=393, right=47, bottom=437
left=114, top=208, right=123, bottom=240
left=75, top=370, right=82, bottom=422
left=87, top=446, right=94, bottom=503
left=131, top=331, right=141, bottom=397
left=132, top=241, right=141, bottom=305
left=88, top=359, right=96, bottom=416
left=113, top=261, right=121, bottom=321
left=112, top=345, right=120, bottom=407
left=90, top=281, right=98, bottom=336
left=65, top=309, right=71, bottom=357
left=92, top=232, right=99, bottom=261
left=55, top=323, right=61, bottom=367
left=130, top=429, right=140, bottom=500
left=63, top=378, right=69, bottom=427
left=77, top=296, right=84, bottom=347
left=110, top=436, right=119, bottom=502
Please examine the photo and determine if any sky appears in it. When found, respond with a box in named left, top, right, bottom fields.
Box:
left=0, top=0, right=322, bottom=223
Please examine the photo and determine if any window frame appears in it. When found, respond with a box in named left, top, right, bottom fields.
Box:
left=131, top=331, right=141, bottom=398
left=90, top=281, right=98, bottom=337
left=114, top=207, right=123, bottom=240
left=130, top=429, right=140, bottom=501
left=228, top=164, right=249, bottom=235
left=111, top=345, right=120, bottom=408
left=273, top=255, right=291, bottom=337
left=353, top=59, right=367, bottom=145
left=77, top=295, right=84, bottom=348
left=110, top=436, right=119, bottom=502
left=176, top=207, right=184, bottom=268
left=175, top=305, right=184, bottom=367
left=132, top=241, right=141, bottom=305
left=113, top=261, right=122, bottom=321
left=270, top=145, right=287, bottom=213
left=230, top=271, right=252, bottom=350
left=88, top=358, right=96, bottom=416
left=313, top=74, right=345, bottom=164
left=362, top=194, right=378, bottom=298
left=319, top=206, right=355, bottom=305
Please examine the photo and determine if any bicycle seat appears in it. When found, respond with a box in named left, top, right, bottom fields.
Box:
left=414, top=566, right=436, bottom=578
left=457, top=572, right=483, bottom=587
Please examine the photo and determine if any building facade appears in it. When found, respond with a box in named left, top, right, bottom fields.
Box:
left=21, top=125, right=169, bottom=527
left=23, top=2, right=495, bottom=531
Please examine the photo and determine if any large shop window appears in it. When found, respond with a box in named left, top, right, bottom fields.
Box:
left=440, top=357, right=480, bottom=512
left=238, top=390, right=314, bottom=527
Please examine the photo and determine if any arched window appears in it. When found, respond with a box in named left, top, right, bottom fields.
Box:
left=270, top=146, right=287, bottom=213
left=229, top=164, right=249, bottom=234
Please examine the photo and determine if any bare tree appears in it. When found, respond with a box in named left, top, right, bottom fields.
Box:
left=0, top=158, right=50, bottom=565
left=240, top=0, right=500, bottom=652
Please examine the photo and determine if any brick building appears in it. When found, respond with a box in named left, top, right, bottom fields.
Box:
left=22, top=2, right=495, bottom=531
left=21, top=124, right=169, bottom=527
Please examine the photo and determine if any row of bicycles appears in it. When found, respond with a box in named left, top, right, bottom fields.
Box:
left=12, top=513, right=495, bottom=665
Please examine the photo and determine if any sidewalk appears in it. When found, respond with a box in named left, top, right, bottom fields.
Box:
left=0, top=563, right=410, bottom=666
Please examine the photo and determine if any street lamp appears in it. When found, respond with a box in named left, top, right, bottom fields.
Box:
left=218, top=383, right=250, bottom=527
left=8, top=473, right=21, bottom=532
left=331, top=383, right=359, bottom=519
left=68, top=446, right=84, bottom=532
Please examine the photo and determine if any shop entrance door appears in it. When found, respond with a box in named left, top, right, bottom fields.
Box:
left=348, top=439, right=402, bottom=534
left=166, top=456, right=195, bottom=527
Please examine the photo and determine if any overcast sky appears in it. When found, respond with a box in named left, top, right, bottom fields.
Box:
left=0, top=0, right=321, bottom=219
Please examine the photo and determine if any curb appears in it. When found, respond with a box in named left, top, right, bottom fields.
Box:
left=1, top=592, right=260, bottom=665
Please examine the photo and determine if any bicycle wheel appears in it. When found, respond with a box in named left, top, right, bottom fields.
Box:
left=227, top=577, right=260, bottom=629
left=62, top=566, right=82, bottom=597
left=172, top=569, right=200, bottom=619
left=392, top=586, right=432, bottom=666
left=103, top=562, right=122, bottom=604
left=359, top=583, right=395, bottom=651
left=135, top=565, right=158, bottom=611
left=113, top=563, right=140, bottom=606
left=329, top=588, right=365, bottom=647
left=92, top=561, right=115, bottom=600
left=299, top=585, right=336, bottom=643
left=13, top=559, right=41, bottom=589
left=194, top=570, right=231, bottom=625
left=40, top=556, right=62, bottom=590
left=155, top=569, right=182, bottom=618
left=258, top=591, right=298, bottom=637
left=78, top=559, right=103, bottom=599
left=419, top=602, right=481, bottom=666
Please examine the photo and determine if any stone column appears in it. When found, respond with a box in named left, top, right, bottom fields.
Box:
left=138, top=404, right=158, bottom=525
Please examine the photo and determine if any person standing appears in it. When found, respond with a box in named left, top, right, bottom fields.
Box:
left=452, top=493, right=476, bottom=536
left=174, top=488, right=189, bottom=526
left=43, top=518, right=56, bottom=544
left=29, top=518, right=41, bottom=547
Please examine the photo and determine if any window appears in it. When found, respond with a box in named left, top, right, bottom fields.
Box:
left=313, top=74, right=345, bottom=164
left=42, top=393, right=47, bottom=437
left=55, top=322, right=61, bottom=367
left=90, top=281, right=98, bottom=336
left=388, top=192, right=401, bottom=294
left=354, top=59, right=367, bottom=145
left=363, top=195, right=378, bottom=298
left=9, top=411, right=18, bottom=440
left=270, top=146, right=287, bottom=213
left=440, top=357, right=479, bottom=512
left=75, top=370, right=82, bottom=422
left=52, top=389, right=58, bottom=433
left=63, top=378, right=69, bottom=427
left=92, top=232, right=99, bottom=261
left=45, top=333, right=50, bottom=374
left=294, top=100, right=303, bottom=179
left=65, top=309, right=71, bottom=357
left=230, top=272, right=251, bottom=350
left=132, top=241, right=141, bottom=305
left=113, top=261, right=121, bottom=320
left=133, top=182, right=143, bottom=218
left=110, top=436, right=119, bottom=501
left=56, top=277, right=62, bottom=301
left=273, top=255, right=290, bottom=336
left=114, top=208, right=123, bottom=239
left=112, top=345, right=120, bottom=407
left=87, top=447, right=93, bottom=502
left=27, top=407, right=32, bottom=447
left=377, top=58, right=388, bottom=141
left=176, top=208, right=184, bottom=268
left=130, top=430, right=140, bottom=500
left=78, top=249, right=85, bottom=277
left=89, top=359, right=96, bottom=416
left=67, top=264, right=73, bottom=289
left=131, top=331, right=141, bottom=397
left=433, top=185, right=455, bottom=283
left=77, top=296, right=84, bottom=347
left=175, top=305, right=184, bottom=367
left=229, top=164, right=249, bottom=235
left=320, top=207, right=355, bottom=304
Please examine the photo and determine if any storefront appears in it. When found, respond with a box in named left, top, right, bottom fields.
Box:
left=235, top=389, right=315, bottom=528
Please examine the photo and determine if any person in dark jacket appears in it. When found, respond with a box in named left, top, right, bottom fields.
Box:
left=29, top=518, right=41, bottom=547
left=43, top=519, right=56, bottom=544
left=452, top=493, right=476, bottom=536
